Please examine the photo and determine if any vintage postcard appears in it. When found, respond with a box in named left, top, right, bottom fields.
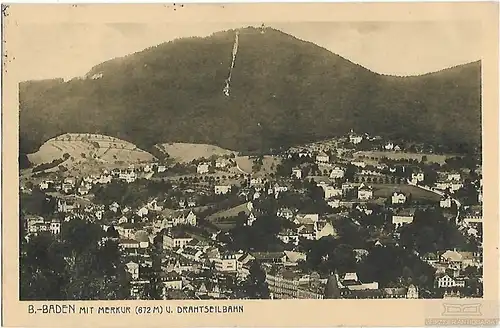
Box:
left=2, top=2, right=499, bottom=327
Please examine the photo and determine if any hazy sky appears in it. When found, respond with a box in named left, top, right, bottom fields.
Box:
left=16, top=21, right=481, bottom=82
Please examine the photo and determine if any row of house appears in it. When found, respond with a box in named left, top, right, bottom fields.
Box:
left=25, top=216, right=62, bottom=236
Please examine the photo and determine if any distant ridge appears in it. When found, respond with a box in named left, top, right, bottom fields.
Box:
left=19, top=27, right=481, bottom=155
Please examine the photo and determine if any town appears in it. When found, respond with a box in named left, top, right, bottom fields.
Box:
left=19, top=130, right=483, bottom=300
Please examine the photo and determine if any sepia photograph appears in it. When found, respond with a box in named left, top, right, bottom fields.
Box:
left=3, top=3, right=499, bottom=328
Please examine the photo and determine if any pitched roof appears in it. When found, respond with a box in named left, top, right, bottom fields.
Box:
left=295, top=217, right=315, bottom=225
left=168, top=230, right=192, bottom=239
left=343, top=272, right=359, bottom=281
left=284, top=251, right=307, bottom=263
left=250, top=252, right=285, bottom=260
left=458, top=252, right=475, bottom=260
left=393, top=208, right=416, bottom=216
left=237, top=252, right=255, bottom=263
left=119, top=238, right=139, bottom=244
left=441, top=250, right=463, bottom=262
left=126, top=261, right=138, bottom=268
left=297, top=224, right=315, bottom=234
left=358, top=183, right=372, bottom=191
left=134, top=230, right=150, bottom=243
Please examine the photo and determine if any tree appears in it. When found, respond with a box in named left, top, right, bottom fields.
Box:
left=106, top=225, right=119, bottom=239
left=422, top=167, right=438, bottom=186
left=414, top=226, right=438, bottom=254
left=20, top=232, right=68, bottom=300
left=147, top=237, right=164, bottom=300
left=331, top=244, right=357, bottom=274
left=402, top=266, right=413, bottom=284
left=463, top=277, right=482, bottom=297
left=20, top=219, right=130, bottom=301
left=344, top=164, right=357, bottom=182
left=244, top=261, right=270, bottom=299
left=20, top=189, right=57, bottom=216
left=399, top=225, right=415, bottom=250
left=324, top=274, right=341, bottom=299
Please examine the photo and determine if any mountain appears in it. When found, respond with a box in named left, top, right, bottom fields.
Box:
left=19, top=27, right=481, bottom=156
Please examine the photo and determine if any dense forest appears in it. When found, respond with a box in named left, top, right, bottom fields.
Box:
left=20, top=27, right=481, bottom=155
left=19, top=190, right=130, bottom=300
left=20, top=219, right=130, bottom=300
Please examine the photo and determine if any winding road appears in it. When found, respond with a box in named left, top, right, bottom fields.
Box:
left=407, top=179, right=462, bottom=224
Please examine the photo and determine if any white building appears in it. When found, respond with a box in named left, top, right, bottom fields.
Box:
left=62, top=178, right=75, bottom=193
left=247, top=212, right=257, bottom=226
left=317, top=182, right=342, bottom=200
left=437, top=275, right=466, bottom=288
left=316, top=152, right=330, bottom=164
left=214, top=253, right=238, bottom=272
left=98, top=175, right=112, bottom=184
left=349, top=134, right=363, bottom=145
left=274, top=184, right=288, bottom=194
left=407, top=285, right=419, bottom=299
left=440, top=196, right=453, bottom=208
left=448, top=173, right=461, bottom=182
left=351, top=161, right=367, bottom=168
left=39, top=180, right=53, bottom=190
left=391, top=192, right=407, bottom=204
left=120, top=171, right=137, bottom=183
left=163, top=232, right=193, bottom=249
left=330, top=167, right=345, bottom=179
left=392, top=213, right=414, bottom=228
left=250, top=177, right=263, bottom=187
left=328, top=199, right=341, bottom=208
left=173, top=210, right=197, bottom=226
left=451, top=183, right=463, bottom=192
left=357, top=183, right=373, bottom=201
left=215, top=185, right=232, bottom=195
left=126, top=261, right=140, bottom=280
left=411, top=172, right=425, bottom=184
left=276, top=208, right=294, bottom=220
left=278, top=233, right=300, bottom=246
left=463, top=214, right=482, bottom=225
left=291, top=168, right=302, bottom=179
left=137, top=206, right=149, bottom=217
left=215, top=159, right=229, bottom=168
left=49, top=219, right=61, bottom=235
left=197, top=163, right=210, bottom=174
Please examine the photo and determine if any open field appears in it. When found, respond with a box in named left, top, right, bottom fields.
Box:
left=156, top=142, right=236, bottom=163
left=234, top=155, right=281, bottom=177
left=371, top=184, right=441, bottom=201
left=28, top=133, right=155, bottom=168
left=354, top=151, right=453, bottom=165
left=207, top=202, right=250, bottom=221
left=211, top=220, right=237, bottom=232
left=206, top=202, right=251, bottom=232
